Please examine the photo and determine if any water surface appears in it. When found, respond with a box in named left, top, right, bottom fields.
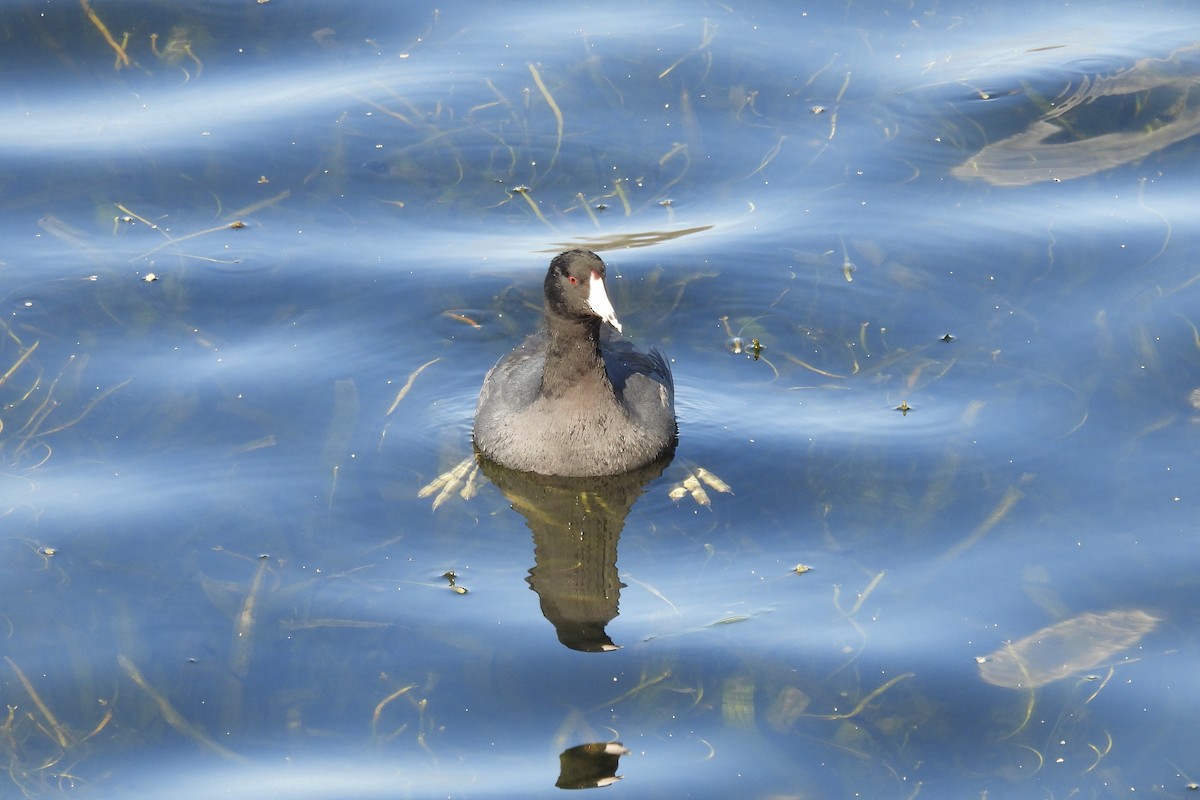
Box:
left=3, top=1, right=1199, bottom=798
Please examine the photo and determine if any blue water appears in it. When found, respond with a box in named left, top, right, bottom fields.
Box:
left=3, top=1, right=1199, bottom=797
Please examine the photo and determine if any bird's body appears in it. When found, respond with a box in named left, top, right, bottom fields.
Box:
left=473, top=250, right=676, bottom=477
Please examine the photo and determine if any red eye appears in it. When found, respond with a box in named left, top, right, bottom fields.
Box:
left=567, top=275, right=578, bottom=284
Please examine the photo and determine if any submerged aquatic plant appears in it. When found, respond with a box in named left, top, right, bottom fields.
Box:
left=0, top=327, right=128, bottom=476
left=977, top=609, right=1160, bottom=689
left=954, top=44, right=1200, bottom=185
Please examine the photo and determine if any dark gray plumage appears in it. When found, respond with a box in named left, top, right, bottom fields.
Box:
left=473, top=250, right=677, bottom=477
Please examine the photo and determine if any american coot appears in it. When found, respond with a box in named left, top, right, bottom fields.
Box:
left=473, top=250, right=677, bottom=477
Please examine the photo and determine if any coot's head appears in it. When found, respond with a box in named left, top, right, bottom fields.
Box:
left=544, top=250, right=622, bottom=333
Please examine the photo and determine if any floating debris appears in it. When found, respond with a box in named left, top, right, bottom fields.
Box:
left=725, top=336, right=766, bottom=362
left=442, top=311, right=481, bottom=329
left=442, top=571, right=468, bottom=595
